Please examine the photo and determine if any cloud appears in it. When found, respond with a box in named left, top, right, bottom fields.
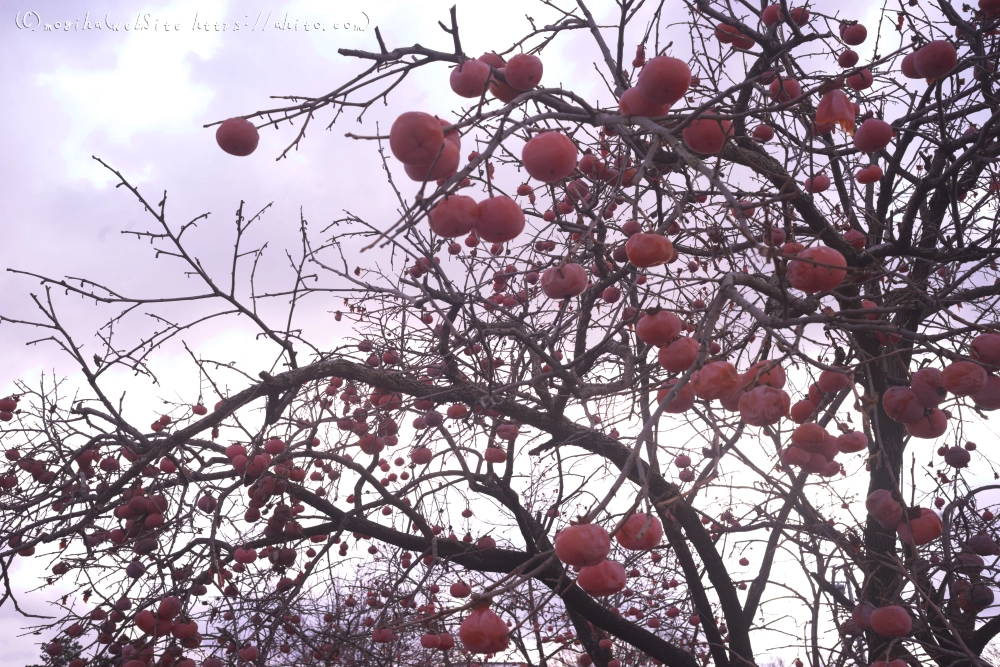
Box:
left=36, top=0, right=226, bottom=187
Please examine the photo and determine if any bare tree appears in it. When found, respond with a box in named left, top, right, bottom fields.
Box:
left=2, top=2, right=1000, bottom=667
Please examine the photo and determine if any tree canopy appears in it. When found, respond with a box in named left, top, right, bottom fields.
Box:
left=3, top=2, right=1000, bottom=667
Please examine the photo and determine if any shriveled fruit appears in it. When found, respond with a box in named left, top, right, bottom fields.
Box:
left=854, top=119, right=893, bottom=153
left=742, top=360, right=786, bottom=388
left=625, top=233, right=674, bottom=268
left=972, top=375, right=1000, bottom=410
left=238, top=646, right=260, bottom=660
left=904, top=408, right=948, bottom=439
left=944, top=446, right=971, bottom=468
left=913, top=40, right=957, bottom=79
left=970, top=333, right=1000, bottom=367
left=541, top=263, right=589, bottom=299
left=838, top=50, right=859, bottom=67
left=846, top=69, right=873, bottom=90
left=390, top=112, right=445, bottom=165
left=837, top=431, right=867, bottom=453
left=804, top=173, right=830, bottom=193
left=840, top=23, right=867, bottom=45
left=637, top=56, right=692, bottom=106
left=956, top=579, right=995, bottom=612
left=522, top=132, right=578, bottom=182
left=658, top=337, right=699, bottom=373
left=484, top=447, right=507, bottom=464
left=866, top=489, right=903, bottom=529
left=896, top=508, right=942, bottom=545
left=616, top=513, right=663, bottom=550
left=636, top=311, right=683, bottom=346
left=504, top=53, right=543, bottom=91
left=789, top=399, right=817, bottom=423
left=854, top=164, right=885, bottom=185
left=656, top=380, right=696, bottom=413
left=768, top=77, right=802, bottom=102
left=459, top=603, right=510, bottom=654
left=870, top=605, right=912, bottom=637
left=618, top=87, right=670, bottom=117
left=815, top=89, right=856, bottom=134
left=941, top=361, right=987, bottom=396
left=577, top=560, right=627, bottom=596
left=450, top=60, right=492, bottom=97
left=430, top=195, right=480, bottom=237
left=691, top=361, right=739, bottom=400
left=787, top=246, right=847, bottom=293
left=882, top=386, right=924, bottom=423
left=404, top=140, right=460, bottom=181
left=910, top=367, right=946, bottom=407
left=791, top=423, right=828, bottom=453
left=216, top=118, right=260, bottom=157
left=752, top=124, right=775, bottom=141
left=739, top=386, right=790, bottom=426
left=682, top=111, right=733, bottom=154
left=968, top=532, right=1000, bottom=556
left=476, top=196, right=525, bottom=243
left=554, top=523, right=611, bottom=567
